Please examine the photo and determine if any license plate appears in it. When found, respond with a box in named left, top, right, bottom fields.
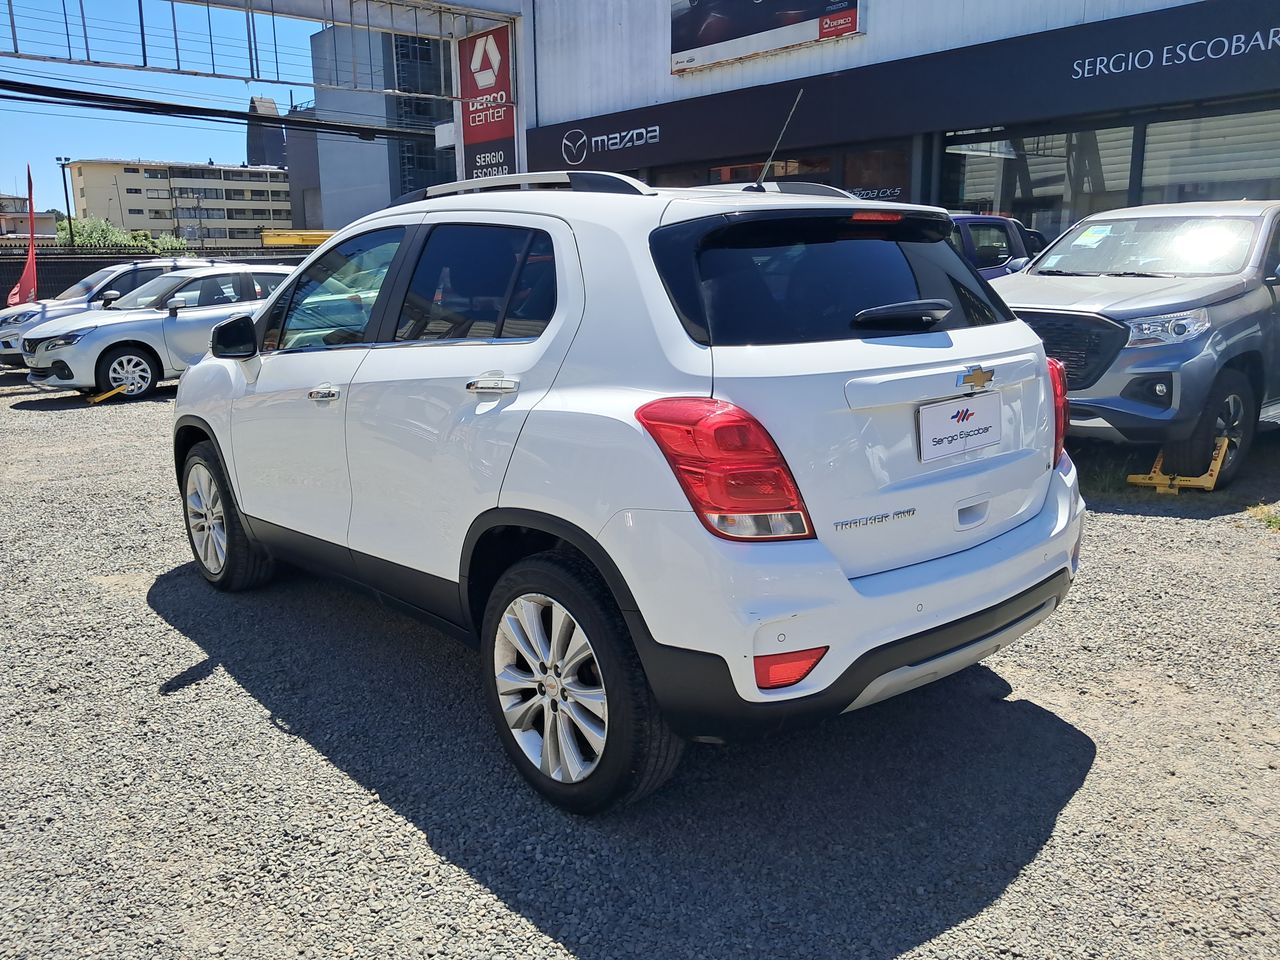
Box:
left=918, top=391, right=1002, bottom=463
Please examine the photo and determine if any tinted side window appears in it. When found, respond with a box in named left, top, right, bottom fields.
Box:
left=396, top=225, right=554, bottom=342
left=251, top=272, right=287, bottom=299
left=107, top=268, right=162, bottom=297
left=175, top=273, right=245, bottom=307
left=269, top=227, right=404, bottom=351
left=968, top=223, right=1014, bottom=268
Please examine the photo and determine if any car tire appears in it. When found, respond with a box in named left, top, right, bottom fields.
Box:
left=181, top=441, right=275, bottom=591
left=480, top=551, right=685, bottom=814
left=1162, top=369, right=1256, bottom=487
left=95, top=344, right=161, bottom=399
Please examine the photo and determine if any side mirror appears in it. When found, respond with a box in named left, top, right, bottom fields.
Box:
left=210, top=314, right=258, bottom=360
left=1006, top=257, right=1032, bottom=273
left=166, top=296, right=188, bottom=316
left=99, top=289, right=121, bottom=307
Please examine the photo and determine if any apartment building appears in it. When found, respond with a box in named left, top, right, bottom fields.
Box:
left=70, top=159, right=291, bottom=248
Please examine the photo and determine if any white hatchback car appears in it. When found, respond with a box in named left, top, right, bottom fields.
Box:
left=173, top=172, right=1085, bottom=812
left=24, top=265, right=292, bottom=398
left=0, top=257, right=219, bottom=368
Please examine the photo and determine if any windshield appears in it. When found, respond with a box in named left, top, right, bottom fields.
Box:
left=108, top=274, right=186, bottom=310
left=1033, top=216, right=1259, bottom=278
left=651, top=214, right=1013, bottom=346
left=54, top=267, right=116, bottom=301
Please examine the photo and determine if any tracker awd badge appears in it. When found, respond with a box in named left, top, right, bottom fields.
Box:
left=958, top=365, right=995, bottom=390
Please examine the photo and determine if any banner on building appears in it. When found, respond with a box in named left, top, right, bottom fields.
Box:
left=459, top=25, right=517, bottom=180
left=671, top=0, right=861, bottom=73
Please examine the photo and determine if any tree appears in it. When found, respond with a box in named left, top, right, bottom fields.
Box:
left=55, top=216, right=187, bottom=252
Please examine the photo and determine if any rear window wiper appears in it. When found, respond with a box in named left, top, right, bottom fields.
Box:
left=852, top=299, right=952, bottom=328
left=1102, top=271, right=1174, bottom=278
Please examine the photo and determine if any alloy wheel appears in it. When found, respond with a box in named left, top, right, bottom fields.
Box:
left=185, top=463, right=227, bottom=575
left=1214, top=393, right=1246, bottom=469
left=493, top=593, right=608, bottom=783
left=107, top=354, right=153, bottom=396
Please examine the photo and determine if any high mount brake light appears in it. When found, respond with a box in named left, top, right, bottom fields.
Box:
left=849, top=210, right=904, bottom=223
left=754, top=646, right=828, bottom=689
left=1048, top=357, right=1069, bottom=466
left=636, top=398, right=814, bottom=541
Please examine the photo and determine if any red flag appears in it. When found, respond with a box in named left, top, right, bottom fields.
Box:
left=6, top=165, right=37, bottom=306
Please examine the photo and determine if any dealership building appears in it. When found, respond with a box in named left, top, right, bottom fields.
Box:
left=521, top=0, right=1280, bottom=241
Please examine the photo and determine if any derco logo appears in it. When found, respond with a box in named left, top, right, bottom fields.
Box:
left=470, top=33, right=502, bottom=90
left=560, top=125, right=661, bottom=165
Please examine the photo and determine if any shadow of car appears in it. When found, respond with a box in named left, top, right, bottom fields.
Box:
left=147, top=562, right=1095, bottom=958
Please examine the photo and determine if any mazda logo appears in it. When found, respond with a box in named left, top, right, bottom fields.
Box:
left=561, top=129, right=588, bottom=166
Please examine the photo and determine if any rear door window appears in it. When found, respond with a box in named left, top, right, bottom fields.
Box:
left=395, top=224, right=557, bottom=342
left=967, top=222, right=1015, bottom=268
left=652, top=215, right=1013, bottom=346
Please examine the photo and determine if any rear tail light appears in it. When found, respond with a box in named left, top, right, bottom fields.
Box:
left=1048, top=357, right=1069, bottom=466
left=636, top=397, right=814, bottom=541
left=754, top=646, right=828, bottom=689
left=849, top=210, right=903, bottom=223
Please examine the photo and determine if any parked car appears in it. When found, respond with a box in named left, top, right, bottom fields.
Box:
left=949, top=214, right=1049, bottom=279
left=173, top=172, right=1084, bottom=812
left=23, top=265, right=292, bottom=398
left=0, top=257, right=219, bottom=367
left=993, top=200, right=1280, bottom=484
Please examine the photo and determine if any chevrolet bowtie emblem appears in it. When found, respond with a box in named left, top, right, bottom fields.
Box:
left=959, top=365, right=995, bottom=390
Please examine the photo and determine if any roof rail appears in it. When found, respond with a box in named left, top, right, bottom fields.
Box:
left=390, top=170, right=655, bottom=206
left=699, top=181, right=855, bottom=199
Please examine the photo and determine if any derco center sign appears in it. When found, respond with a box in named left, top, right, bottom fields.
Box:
left=560, top=125, right=661, bottom=165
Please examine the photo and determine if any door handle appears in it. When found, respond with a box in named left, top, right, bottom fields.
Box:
left=307, top=385, right=341, bottom=401
left=466, top=377, right=519, bottom=394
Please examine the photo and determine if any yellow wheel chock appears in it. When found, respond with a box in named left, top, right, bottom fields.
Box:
left=86, top=383, right=129, bottom=404
left=1126, top=436, right=1229, bottom=494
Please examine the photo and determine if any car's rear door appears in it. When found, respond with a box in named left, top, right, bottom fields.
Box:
left=161, top=271, right=257, bottom=368
left=344, top=213, right=583, bottom=612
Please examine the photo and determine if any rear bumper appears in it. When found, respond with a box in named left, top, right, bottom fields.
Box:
left=603, top=455, right=1084, bottom=741
left=629, top=569, right=1070, bottom=741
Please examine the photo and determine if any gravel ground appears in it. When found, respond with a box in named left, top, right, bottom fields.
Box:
left=1, top=369, right=1277, bottom=960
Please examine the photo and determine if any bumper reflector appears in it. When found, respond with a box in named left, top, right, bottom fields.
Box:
left=754, top=646, right=828, bottom=690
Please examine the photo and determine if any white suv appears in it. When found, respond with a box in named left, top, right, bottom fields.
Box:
left=173, top=171, right=1085, bottom=812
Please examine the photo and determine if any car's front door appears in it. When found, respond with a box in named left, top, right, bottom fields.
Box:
left=344, top=215, right=583, bottom=617
left=161, top=271, right=257, bottom=369
left=230, top=225, right=412, bottom=549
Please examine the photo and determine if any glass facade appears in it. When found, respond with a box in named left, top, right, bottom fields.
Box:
left=1142, top=107, right=1280, bottom=204
left=652, top=139, right=914, bottom=201
left=942, top=127, right=1133, bottom=239
left=942, top=102, right=1280, bottom=240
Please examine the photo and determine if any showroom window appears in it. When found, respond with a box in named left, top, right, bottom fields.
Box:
left=942, top=126, right=1134, bottom=240
left=1142, top=107, right=1280, bottom=204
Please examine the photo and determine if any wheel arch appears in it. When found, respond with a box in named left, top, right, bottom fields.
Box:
left=460, top=509, right=640, bottom=638
left=173, top=414, right=230, bottom=490
left=96, top=338, right=166, bottom=385
left=1221, top=349, right=1264, bottom=413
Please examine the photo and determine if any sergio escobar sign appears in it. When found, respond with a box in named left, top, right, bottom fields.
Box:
left=1072, top=25, right=1280, bottom=78
left=460, top=25, right=516, bottom=179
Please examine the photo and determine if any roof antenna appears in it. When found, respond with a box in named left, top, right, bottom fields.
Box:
left=749, top=88, right=804, bottom=192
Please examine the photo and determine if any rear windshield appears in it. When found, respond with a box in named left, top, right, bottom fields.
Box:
left=651, top=214, right=1014, bottom=346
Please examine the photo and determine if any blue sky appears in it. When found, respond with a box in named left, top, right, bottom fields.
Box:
left=1, top=1, right=320, bottom=211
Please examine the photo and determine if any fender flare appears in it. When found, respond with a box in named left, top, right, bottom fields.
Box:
left=458, top=508, right=641, bottom=635
left=173, top=413, right=231, bottom=489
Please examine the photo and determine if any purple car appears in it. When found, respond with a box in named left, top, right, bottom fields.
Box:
left=949, top=214, right=1049, bottom=280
